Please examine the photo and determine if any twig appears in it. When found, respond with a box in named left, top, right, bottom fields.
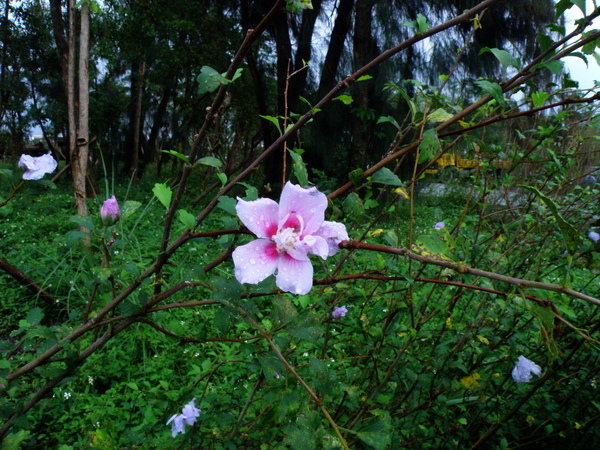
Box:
left=0, top=180, right=24, bottom=208
left=339, top=241, right=600, bottom=306
left=0, top=257, right=60, bottom=312
left=238, top=307, right=350, bottom=449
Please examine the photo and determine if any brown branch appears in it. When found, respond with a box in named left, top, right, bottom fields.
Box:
left=238, top=306, right=350, bottom=449
left=0, top=181, right=24, bottom=208
left=0, top=257, right=60, bottom=312
left=339, top=241, right=600, bottom=306
left=438, top=94, right=600, bottom=139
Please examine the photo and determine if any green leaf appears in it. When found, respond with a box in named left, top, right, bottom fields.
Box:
left=1, top=430, right=32, bottom=450
left=371, top=167, right=402, bottom=186
left=161, top=150, right=190, bottom=164
left=357, top=74, right=373, bottom=81
left=288, top=149, right=309, bottom=187
left=377, top=115, right=400, bottom=130
left=349, top=168, right=365, bottom=186
left=121, top=200, right=141, bottom=219
left=334, top=94, right=353, bottom=105
left=92, top=267, right=113, bottom=282
left=480, top=47, right=521, bottom=69
left=536, top=34, right=554, bottom=53
left=571, top=0, right=586, bottom=15
left=427, top=108, right=454, bottom=122
left=152, top=183, right=172, bottom=208
left=217, top=172, right=227, bottom=186
left=569, top=52, right=589, bottom=66
left=0, top=168, right=14, bottom=179
left=286, top=0, right=313, bottom=12
left=259, top=115, right=282, bottom=135
left=416, top=13, right=428, bottom=33
left=66, top=230, right=89, bottom=247
left=213, top=307, right=232, bottom=334
left=212, top=277, right=242, bottom=304
left=197, top=66, right=230, bottom=95
left=531, top=91, right=550, bottom=108
left=555, top=0, right=576, bottom=18
left=217, top=196, right=237, bottom=215
left=346, top=410, right=392, bottom=450
left=288, top=315, right=322, bottom=344
left=237, top=182, right=259, bottom=200
left=475, top=79, right=506, bottom=106
left=418, top=129, right=439, bottom=164
left=25, top=307, right=44, bottom=325
left=69, top=214, right=95, bottom=230
left=402, top=14, right=428, bottom=33
left=385, top=84, right=417, bottom=121
left=230, top=68, right=243, bottom=82
left=196, top=156, right=223, bottom=168
left=178, top=209, right=197, bottom=229
left=538, top=60, right=564, bottom=74
left=521, top=185, right=580, bottom=254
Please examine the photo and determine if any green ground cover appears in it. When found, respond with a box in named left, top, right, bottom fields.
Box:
left=2, top=161, right=600, bottom=449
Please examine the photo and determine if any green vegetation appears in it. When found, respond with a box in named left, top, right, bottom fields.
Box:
left=2, top=0, right=600, bottom=448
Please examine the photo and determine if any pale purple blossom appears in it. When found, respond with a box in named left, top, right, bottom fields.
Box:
left=232, top=182, right=349, bottom=295
left=434, top=222, right=445, bottom=230
left=332, top=305, right=348, bottom=319
left=274, top=372, right=280, bottom=379
left=18, top=153, right=58, bottom=180
left=100, top=196, right=120, bottom=225
left=167, top=398, right=201, bottom=438
left=511, top=355, right=542, bottom=383
left=589, top=231, right=600, bottom=243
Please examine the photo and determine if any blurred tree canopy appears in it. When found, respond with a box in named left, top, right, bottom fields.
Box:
left=0, top=0, right=556, bottom=186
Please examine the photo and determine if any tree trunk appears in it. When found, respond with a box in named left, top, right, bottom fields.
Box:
left=263, top=6, right=293, bottom=191
left=317, top=0, right=354, bottom=98
left=127, top=61, right=145, bottom=180
left=291, top=0, right=322, bottom=102
left=147, top=83, right=172, bottom=170
left=0, top=0, right=11, bottom=124
left=74, top=0, right=90, bottom=216
left=350, top=0, right=376, bottom=171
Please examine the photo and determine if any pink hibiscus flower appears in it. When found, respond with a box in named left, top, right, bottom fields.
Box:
left=232, top=182, right=348, bottom=295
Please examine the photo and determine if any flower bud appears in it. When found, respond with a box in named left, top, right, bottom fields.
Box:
left=100, top=195, right=120, bottom=225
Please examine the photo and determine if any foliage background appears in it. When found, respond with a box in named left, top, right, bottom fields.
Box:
left=2, top=0, right=600, bottom=448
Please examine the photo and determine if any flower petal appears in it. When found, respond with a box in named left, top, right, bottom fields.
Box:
left=279, top=182, right=327, bottom=236
left=275, top=254, right=314, bottom=295
left=182, top=399, right=201, bottom=425
left=167, top=414, right=186, bottom=437
left=233, top=239, right=279, bottom=285
left=19, top=153, right=58, bottom=180
left=299, top=234, right=330, bottom=259
left=315, top=221, right=349, bottom=256
left=236, top=197, right=279, bottom=238
left=511, top=355, right=542, bottom=383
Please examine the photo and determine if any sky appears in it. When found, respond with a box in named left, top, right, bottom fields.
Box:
left=563, top=0, right=600, bottom=89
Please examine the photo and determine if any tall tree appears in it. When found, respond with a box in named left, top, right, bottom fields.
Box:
left=49, top=0, right=91, bottom=217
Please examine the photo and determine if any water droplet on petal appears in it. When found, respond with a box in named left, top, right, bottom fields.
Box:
left=250, top=258, right=256, bottom=265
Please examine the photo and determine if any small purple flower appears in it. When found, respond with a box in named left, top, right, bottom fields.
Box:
left=274, top=372, right=280, bottom=379
left=332, top=305, right=348, bottom=319
left=511, top=355, right=542, bottom=383
left=233, top=182, right=349, bottom=295
left=434, top=222, right=445, bottom=230
left=18, top=153, right=58, bottom=180
left=589, top=231, right=600, bottom=243
left=167, top=398, right=201, bottom=438
left=100, top=195, right=120, bottom=225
